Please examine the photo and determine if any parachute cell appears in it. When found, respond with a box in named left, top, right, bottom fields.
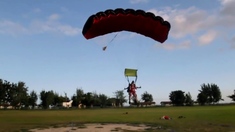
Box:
left=82, top=8, right=171, bottom=43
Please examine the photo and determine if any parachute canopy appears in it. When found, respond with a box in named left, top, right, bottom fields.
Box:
left=125, top=68, right=137, bottom=77
left=82, top=8, right=171, bottom=43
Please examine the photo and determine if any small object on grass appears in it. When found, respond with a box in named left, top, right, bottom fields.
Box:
left=160, top=115, right=172, bottom=120
left=178, top=116, right=186, bottom=119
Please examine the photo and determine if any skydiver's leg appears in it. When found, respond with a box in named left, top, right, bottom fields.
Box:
left=134, top=92, right=138, bottom=104
left=128, top=92, right=131, bottom=104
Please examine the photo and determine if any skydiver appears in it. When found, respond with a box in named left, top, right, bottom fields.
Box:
left=129, top=81, right=138, bottom=104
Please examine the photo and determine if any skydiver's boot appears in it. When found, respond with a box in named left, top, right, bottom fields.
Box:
left=129, top=96, right=131, bottom=104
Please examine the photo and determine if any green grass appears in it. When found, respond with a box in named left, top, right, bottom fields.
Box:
left=0, top=105, right=235, bottom=132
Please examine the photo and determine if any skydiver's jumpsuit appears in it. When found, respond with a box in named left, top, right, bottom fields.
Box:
left=129, top=83, right=137, bottom=103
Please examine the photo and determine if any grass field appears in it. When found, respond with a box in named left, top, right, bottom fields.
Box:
left=0, top=105, right=235, bottom=132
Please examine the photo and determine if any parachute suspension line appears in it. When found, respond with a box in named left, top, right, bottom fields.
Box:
left=126, top=76, right=137, bottom=84
left=126, top=76, right=130, bottom=84
left=102, top=33, right=119, bottom=51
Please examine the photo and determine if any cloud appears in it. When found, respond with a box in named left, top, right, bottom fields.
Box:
left=230, top=35, right=235, bottom=49
left=0, top=20, right=28, bottom=36
left=148, top=7, right=208, bottom=38
left=148, top=0, right=235, bottom=39
left=147, top=0, right=235, bottom=51
left=129, top=0, right=149, bottom=4
left=198, top=31, right=217, bottom=45
left=48, top=14, right=60, bottom=21
left=0, top=14, right=81, bottom=36
left=218, top=0, right=235, bottom=28
left=220, top=0, right=235, bottom=16
left=155, top=40, right=191, bottom=50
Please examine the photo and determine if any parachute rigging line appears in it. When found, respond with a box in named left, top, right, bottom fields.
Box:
left=102, top=33, right=118, bottom=51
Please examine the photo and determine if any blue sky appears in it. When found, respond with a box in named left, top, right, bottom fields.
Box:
left=1, top=0, right=235, bottom=104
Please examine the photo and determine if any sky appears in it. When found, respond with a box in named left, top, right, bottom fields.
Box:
left=0, top=0, right=235, bottom=105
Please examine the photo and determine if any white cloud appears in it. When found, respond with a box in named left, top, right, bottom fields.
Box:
left=30, top=18, right=81, bottom=36
left=48, top=14, right=60, bottom=21
left=155, top=40, right=191, bottom=50
left=218, top=0, right=235, bottom=28
left=0, top=20, right=28, bottom=36
left=220, top=0, right=235, bottom=16
left=149, top=7, right=208, bottom=38
left=148, top=0, right=235, bottom=51
left=147, top=8, right=170, bottom=21
left=0, top=14, right=81, bottom=36
left=130, top=0, right=149, bottom=4
left=198, top=31, right=217, bottom=45
left=148, top=0, right=235, bottom=39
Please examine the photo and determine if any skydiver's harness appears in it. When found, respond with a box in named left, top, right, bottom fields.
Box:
left=125, top=76, right=137, bottom=93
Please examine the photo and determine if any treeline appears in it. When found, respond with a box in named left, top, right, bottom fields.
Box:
left=0, top=78, right=154, bottom=109
left=168, top=83, right=235, bottom=106
left=0, top=79, right=37, bottom=109
left=1, top=78, right=235, bottom=109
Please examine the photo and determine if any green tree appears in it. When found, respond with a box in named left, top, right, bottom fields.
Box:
left=197, top=92, right=207, bottom=105
left=141, top=91, right=153, bottom=102
left=0, top=79, right=10, bottom=109
left=185, top=92, right=194, bottom=106
left=82, top=92, right=94, bottom=107
left=0, top=79, right=29, bottom=109
left=2, top=80, right=12, bottom=106
left=98, top=94, right=108, bottom=107
left=0, top=79, right=6, bottom=105
left=228, top=90, right=235, bottom=102
left=40, top=90, right=55, bottom=109
left=92, top=92, right=101, bottom=107
left=169, top=90, right=185, bottom=106
left=114, top=90, right=127, bottom=107
left=71, top=88, right=84, bottom=107
left=0, top=80, right=24, bottom=108
left=10, top=82, right=29, bottom=109
left=107, top=97, right=116, bottom=106
left=197, top=83, right=223, bottom=105
left=28, top=90, right=38, bottom=109
left=211, top=84, right=223, bottom=103
left=53, top=93, right=66, bottom=107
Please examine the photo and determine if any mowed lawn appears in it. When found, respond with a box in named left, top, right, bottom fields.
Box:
left=0, top=105, right=234, bottom=132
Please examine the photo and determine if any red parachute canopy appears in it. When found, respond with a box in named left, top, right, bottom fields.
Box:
left=82, top=8, right=171, bottom=43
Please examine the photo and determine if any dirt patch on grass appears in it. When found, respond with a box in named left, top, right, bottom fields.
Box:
left=29, top=123, right=164, bottom=132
